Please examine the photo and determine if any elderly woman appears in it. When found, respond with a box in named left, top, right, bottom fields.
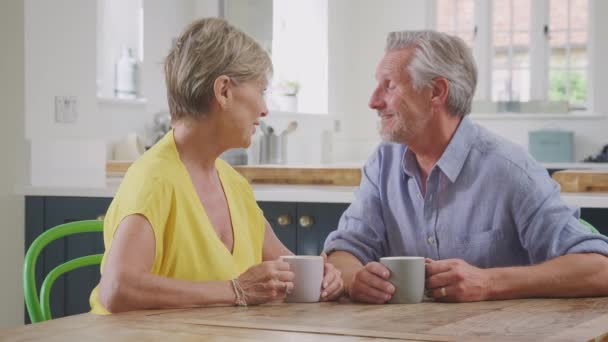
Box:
left=89, top=18, right=343, bottom=314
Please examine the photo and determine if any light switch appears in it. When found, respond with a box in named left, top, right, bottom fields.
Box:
left=54, top=96, right=78, bottom=123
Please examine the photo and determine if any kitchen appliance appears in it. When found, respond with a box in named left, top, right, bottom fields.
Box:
left=259, top=121, right=298, bottom=164
left=528, top=129, right=574, bottom=163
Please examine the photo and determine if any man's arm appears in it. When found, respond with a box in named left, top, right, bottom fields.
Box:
left=489, top=253, right=608, bottom=299
left=425, top=253, right=608, bottom=302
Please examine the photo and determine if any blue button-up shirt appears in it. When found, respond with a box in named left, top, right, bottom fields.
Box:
left=324, top=117, right=608, bottom=267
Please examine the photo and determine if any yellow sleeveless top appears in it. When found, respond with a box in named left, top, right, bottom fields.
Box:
left=89, top=130, right=265, bottom=314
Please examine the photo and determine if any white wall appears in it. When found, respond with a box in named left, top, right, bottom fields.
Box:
left=25, top=0, right=99, bottom=140
left=25, top=0, right=220, bottom=155
left=329, top=0, right=428, bottom=162
left=0, top=0, right=26, bottom=328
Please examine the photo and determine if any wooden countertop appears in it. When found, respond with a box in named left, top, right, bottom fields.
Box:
left=107, top=160, right=363, bottom=186
left=3, top=298, right=608, bottom=341
left=552, top=169, right=608, bottom=192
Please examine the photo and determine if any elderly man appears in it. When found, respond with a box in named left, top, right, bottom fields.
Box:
left=324, top=30, right=608, bottom=303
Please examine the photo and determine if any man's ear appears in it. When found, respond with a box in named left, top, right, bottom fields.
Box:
left=430, top=77, right=449, bottom=106
left=213, top=75, right=232, bottom=109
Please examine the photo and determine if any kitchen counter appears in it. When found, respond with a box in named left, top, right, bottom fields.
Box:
left=18, top=178, right=608, bottom=208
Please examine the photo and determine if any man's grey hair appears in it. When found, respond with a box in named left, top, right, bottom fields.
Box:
left=386, top=31, right=477, bottom=117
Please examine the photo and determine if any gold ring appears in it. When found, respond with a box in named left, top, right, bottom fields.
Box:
left=440, top=287, right=447, bottom=297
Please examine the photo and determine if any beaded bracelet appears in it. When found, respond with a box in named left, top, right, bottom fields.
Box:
left=230, top=279, right=247, bottom=307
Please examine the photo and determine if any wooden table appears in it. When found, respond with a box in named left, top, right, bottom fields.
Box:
left=3, top=298, right=608, bottom=341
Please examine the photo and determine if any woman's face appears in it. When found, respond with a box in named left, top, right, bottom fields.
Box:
left=222, top=78, right=268, bottom=148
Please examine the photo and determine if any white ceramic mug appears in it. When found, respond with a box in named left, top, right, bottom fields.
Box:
left=280, top=255, right=324, bottom=303
left=380, top=256, right=425, bottom=304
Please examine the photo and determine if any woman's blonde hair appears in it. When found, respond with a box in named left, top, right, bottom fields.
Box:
left=164, top=17, right=272, bottom=120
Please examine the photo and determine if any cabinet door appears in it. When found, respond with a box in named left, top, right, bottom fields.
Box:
left=43, top=196, right=111, bottom=318
left=25, top=196, right=45, bottom=324
left=296, top=203, right=349, bottom=255
left=258, top=202, right=297, bottom=253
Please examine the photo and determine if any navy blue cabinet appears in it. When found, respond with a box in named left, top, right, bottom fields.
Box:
left=581, top=208, right=608, bottom=235
left=259, top=202, right=349, bottom=255
left=25, top=196, right=111, bottom=322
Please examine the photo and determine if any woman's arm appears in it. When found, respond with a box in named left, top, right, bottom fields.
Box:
left=262, top=220, right=294, bottom=261
left=99, top=215, right=292, bottom=313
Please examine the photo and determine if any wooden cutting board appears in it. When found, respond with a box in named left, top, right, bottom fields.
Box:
left=233, top=165, right=362, bottom=186
left=106, top=161, right=362, bottom=186
left=552, top=169, right=608, bottom=192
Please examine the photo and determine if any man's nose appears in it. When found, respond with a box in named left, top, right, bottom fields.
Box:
left=369, top=88, right=384, bottom=110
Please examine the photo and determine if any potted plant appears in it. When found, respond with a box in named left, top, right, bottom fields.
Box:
left=275, top=80, right=299, bottom=112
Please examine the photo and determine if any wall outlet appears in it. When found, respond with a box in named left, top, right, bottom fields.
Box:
left=54, top=96, right=78, bottom=123
left=333, top=119, right=341, bottom=133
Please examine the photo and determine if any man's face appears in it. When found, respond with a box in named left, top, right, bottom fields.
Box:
left=369, top=48, right=433, bottom=144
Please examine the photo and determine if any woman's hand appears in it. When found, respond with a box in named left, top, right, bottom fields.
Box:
left=237, top=260, right=295, bottom=305
left=320, top=252, right=344, bottom=301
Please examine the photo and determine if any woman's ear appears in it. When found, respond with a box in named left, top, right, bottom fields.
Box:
left=213, top=75, right=232, bottom=109
left=431, top=77, right=449, bottom=106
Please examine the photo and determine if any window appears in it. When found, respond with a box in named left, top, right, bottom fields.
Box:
left=433, top=0, right=590, bottom=113
left=436, top=0, right=475, bottom=47
left=548, top=0, right=589, bottom=109
left=492, top=0, right=531, bottom=102
left=97, top=0, right=145, bottom=101
left=224, top=0, right=329, bottom=114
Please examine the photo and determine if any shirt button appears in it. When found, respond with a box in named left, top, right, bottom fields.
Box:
left=427, top=236, right=436, bottom=245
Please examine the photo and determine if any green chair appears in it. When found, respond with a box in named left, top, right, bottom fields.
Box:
left=581, top=218, right=601, bottom=235
left=24, top=220, right=104, bottom=323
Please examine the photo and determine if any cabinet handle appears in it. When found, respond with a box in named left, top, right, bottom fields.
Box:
left=298, top=215, right=314, bottom=228
left=97, top=214, right=106, bottom=221
left=277, top=214, right=292, bottom=226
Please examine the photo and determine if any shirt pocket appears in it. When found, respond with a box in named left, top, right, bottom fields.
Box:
left=448, top=227, right=513, bottom=268
left=453, top=227, right=506, bottom=248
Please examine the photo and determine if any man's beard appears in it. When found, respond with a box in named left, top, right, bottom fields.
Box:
left=379, top=112, right=424, bottom=144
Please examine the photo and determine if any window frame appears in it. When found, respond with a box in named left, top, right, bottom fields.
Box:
left=428, top=0, right=594, bottom=113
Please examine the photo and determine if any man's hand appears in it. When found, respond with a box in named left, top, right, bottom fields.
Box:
left=425, top=258, right=492, bottom=302
left=348, top=262, right=395, bottom=303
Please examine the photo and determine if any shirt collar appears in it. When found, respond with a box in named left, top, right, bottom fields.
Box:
left=436, top=116, right=476, bottom=182
left=401, top=116, right=476, bottom=183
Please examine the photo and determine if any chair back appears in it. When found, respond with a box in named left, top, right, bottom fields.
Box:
left=24, top=220, right=103, bottom=323
left=581, top=219, right=601, bottom=234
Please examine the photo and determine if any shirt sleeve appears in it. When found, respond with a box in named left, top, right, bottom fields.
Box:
left=104, top=173, right=172, bottom=267
left=512, top=166, right=608, bottom=263
left=323, top=149, right=388, bottom=264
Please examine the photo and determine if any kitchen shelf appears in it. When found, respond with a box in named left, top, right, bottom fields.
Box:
left=97, top=96, right=148, bottom=106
